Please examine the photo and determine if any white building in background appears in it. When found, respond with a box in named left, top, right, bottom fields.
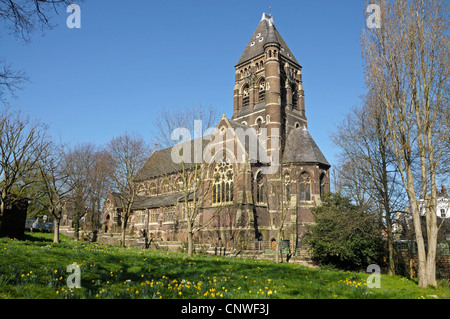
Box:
left=392, top=186, right=449, bottom=240
left=419, top=186, right=449, bottom=219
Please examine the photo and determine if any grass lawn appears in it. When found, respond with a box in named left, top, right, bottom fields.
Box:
left=0, top=232, right=448, bottom=299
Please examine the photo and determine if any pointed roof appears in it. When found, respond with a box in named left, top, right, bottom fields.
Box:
left=236, top=13, right=300, bottom=67
left=133, top=136, right=212, bottom=182
left=283, top=126, right=330, bottom=167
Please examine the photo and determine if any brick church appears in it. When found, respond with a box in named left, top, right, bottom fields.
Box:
left=102, top=13, right=330, bottom=252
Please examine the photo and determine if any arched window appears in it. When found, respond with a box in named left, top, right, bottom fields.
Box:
left=284, top=172, right=291, bottom=202
left=299, top=172, right=311, bottom=201
left=319, top=173, right=326, bottom=197
left=292, top=88, right=298, bottom=109
left=256, top=117, right=263, bottom=133
left=137, top=184, right=145, bottom=195
left=161, top=181, right=170, bottom=193
left=177, top=177, right=184, bottom=191
left=256, top=171, right=264, bottom=204
left=258, top=78, right=265, bottom=102
left=242, top=84, right=249, bottom=108
left=150, top=182, right=157, bottom=195
left=212, top=158, right=234, bottom=204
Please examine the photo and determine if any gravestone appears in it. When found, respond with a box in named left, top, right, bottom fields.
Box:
left=0, top=196, right=28, bottom=239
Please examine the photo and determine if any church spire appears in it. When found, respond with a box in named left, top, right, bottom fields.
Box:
left=236, top=12, right=300, bottom=67
left=233, top=13, right=307, bottom=145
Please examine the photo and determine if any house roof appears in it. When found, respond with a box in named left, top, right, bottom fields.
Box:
left=236, top=13, right=300, bottom=67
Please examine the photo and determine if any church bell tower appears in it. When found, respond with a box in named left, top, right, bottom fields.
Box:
left=232, top=13, right=307, bottom=154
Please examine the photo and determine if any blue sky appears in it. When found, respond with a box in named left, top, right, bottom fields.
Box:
left=1, top=0, right=369, bottom=167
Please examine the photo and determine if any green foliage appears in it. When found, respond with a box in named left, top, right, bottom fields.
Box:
left=308, top=193, right=386, bottom=270
left=0, top=232, right=448, bottom=299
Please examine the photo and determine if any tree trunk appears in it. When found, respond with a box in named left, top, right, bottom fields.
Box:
left=121, top=214, right=127, bottom=247
left=53, top=217, right=60, bottom=244
left=405, top=176, right=428, bottom=288
left=275, top=232, right=281, bottom=263
left=187, top=221, right=194, bottom=257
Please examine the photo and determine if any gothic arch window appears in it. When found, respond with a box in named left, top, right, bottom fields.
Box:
left=105, top=214, right=110, bottom=233
left=284, top=172, right=291, bottom=202
left=212, top=158, right=234, bottom=204
left=150, top=182, right=157, bottom=195
left=161, top=181, right=170, bottom=193
left=177, top=177, right=184, bottom=191
left=256, top=117, right=263, bottom=133
left=319, top=173, right=326, bottom=197
left=137, top=184, right=145, bottom=195
left=190, top=177, right=199, bottom=192
left=299, top=172, right=311, bottom=201
left=258, top=78, right=266, bottom=102
left=256, top=171, right=265, bottom=204
left=292, top=88, right=299, bottom=109
left=242, top=84, right=250, bottom=108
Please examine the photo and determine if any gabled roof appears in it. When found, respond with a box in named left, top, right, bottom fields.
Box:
left=133, top=137, right=211, bottom=182
left=282, top=126, right=330, bottom=167
left=134, top=117, right=329, bottom=184
left=236, top=13, right=300, bottom=67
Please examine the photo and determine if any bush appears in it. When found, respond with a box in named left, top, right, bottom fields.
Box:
left=308, top=193, right=386, bottom=271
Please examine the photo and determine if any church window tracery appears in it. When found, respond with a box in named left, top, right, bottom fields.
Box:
left=299, top=172, right=311, bottom=201
left=256, top=171, right=265, bottom=204
left=212, top=158, right=234, bottom=204
left=242, top=84, right=250, bottom=107
left=258, top=78, right=266, bottom=102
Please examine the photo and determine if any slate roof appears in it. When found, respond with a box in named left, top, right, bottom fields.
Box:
left=134, top=137, right=210, bottom=182
left=135, top=116, right=329, bottom=183
left=109, top=192, right=191, bottom=210
left=134, top=192, right=185, bottom=210
left=282, top=126, right=330, bottom=167
left=236, top=13, right=300, bottom=67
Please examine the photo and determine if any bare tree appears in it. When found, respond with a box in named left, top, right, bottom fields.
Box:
left=0, top=62, right=27, bottom=103
left=106, top=133, right=150, bottom=247
left=64, top=143, right=96, bottom=240
left=36, top=141, right=72, bottom=243
left=361, top=0, right=449, bottom=287
left=0, top=0, right=83, bottom=101
left=333, top=102, right=407, bottom=275
left=152, top=105, right=221, bottom=256
left=0, top=0, right=82, bottom=43
left=87, top=149, right=111, bottom=232
left=0, top=106, right=48, bottom=234
left=61, top=143, right=110, bottom=240
left=266, top=169, right=292, bottom=263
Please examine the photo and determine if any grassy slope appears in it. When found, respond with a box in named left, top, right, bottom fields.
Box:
left=0, top=232, right=448, bottom=299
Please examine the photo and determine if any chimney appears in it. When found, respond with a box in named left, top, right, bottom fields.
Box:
left=442, top=185, right=447, bottom=197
